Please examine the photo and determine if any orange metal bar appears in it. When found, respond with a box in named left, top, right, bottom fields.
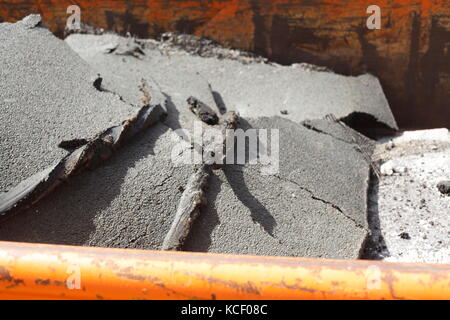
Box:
left=0, top=241, right=448, bottom=300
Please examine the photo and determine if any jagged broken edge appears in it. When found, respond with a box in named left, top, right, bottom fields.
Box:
left=0, top=103, right=166, bottom=222
left=303, top=114, right=380, bottom=177
left=161, top=98, right=239, bottom=251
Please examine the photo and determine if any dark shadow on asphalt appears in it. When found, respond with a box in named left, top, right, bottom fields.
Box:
left=215, top=91, right=277, bottom=237
left=0, top=123, right=168, bottom=247
left=224, top=165, right=277, bottom=237
left=361, top=173, right=391, bottom=260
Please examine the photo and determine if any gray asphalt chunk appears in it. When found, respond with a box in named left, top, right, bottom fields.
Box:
left=0, top=29, right=382, bottom=259
left=18, top=14, right=42, bottom=29
left=65, top=34, right=217, bottom=133
left=184, top=167, right=367, bottom=259
left=66, top=34, right=397, bottom=130
left=184, top=117, right=370, bottom=259
left=302, top=118, right=378, bottom=176
left=0, top=102, right=166, bottom=220
left=196, top=62, right=397, bottom=130
left=252, top=117, right=371, bottom=230
left=0, top=123, right=192, bottom=249
left=0, top=18, right=136, bottom=193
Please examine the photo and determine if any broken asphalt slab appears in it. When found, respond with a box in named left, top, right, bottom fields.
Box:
left=0, top=102, right=166, bottom=220
left=0, top=115, right=370, bottom=259
left=184, top=116, right=371, bottom=259
left=0, top=16, right=136, bottom=193
left=66, top=33, right=398, bottom=131
left=0, top=122, right=193, bottom=249
left=64, top=34, right=219, bottom=133
left=0, top=22, right=385, bottom=259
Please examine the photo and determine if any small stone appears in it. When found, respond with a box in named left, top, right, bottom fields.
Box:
left=93, top=74, right=103, bottom=91
left=399, top=232, right=411, bottom=240
left=437, top=181, right=450, bottom=195
left=280, top=110, right=289, bottom=115
left=187, top=96, right=219, bottom=125
left=385, top=141, right=395, bottom=150
left=393, top=166, right=407, bottom=174
left=419, top=199, right=426, bottom=209
left=431, top=145, right=438, bottom=151
left=380, top=160, right=394, bottom=176
left=20, top=14, right=42, bottom=29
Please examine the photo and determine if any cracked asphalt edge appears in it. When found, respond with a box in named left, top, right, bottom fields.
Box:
left=300, top=116, right=378, bottom=255
left=273, top=174, right=369, bottom=232
left=0, top=102, right=167, bottom=221
left=302, top=116, right=381, bottom=176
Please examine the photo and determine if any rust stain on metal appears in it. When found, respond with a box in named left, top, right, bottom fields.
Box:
left=278, top=280, right=318, bottom=294
left=116, top=272, right=146, bottom=282
left=2, top=0, right=450, bottom=128
left=35, top=279, right=51, bottom=286
left=0, top=266, right=25, bottom=288
left=189, top=272, right=261, bottom=296
left=0, top=241, right=448, bottom=299
left=35, top=278, right=66, bottom=287
left=383, top=270, right=405, bottom=300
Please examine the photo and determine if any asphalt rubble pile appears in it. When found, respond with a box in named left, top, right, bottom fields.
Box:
left=0, top=15, right=403, bottom=260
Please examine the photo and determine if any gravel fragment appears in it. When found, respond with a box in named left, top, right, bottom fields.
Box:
left=437, top=181, right=450, bottom=195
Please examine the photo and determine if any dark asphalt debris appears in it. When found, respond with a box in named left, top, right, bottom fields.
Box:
left=163, top=101, right=239, bottom=251
left=93, top=74, right=103, bottom=91
left=58, top=138, right=89, bottom=151
left=399, top=232, right=411, bottom=240
left=187, top=96, right=219, bottom=125
left=437, top=181, right=450, bottom=195
left=106, top=39, right=145, bottom=59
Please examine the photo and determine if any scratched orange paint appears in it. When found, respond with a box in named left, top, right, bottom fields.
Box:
left=0, top=241, right=448, bottom=299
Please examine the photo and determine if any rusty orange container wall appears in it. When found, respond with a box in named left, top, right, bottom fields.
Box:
left=1, top=0, right=450, bottom=129
left=0, top=241, right=448, bottom=300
